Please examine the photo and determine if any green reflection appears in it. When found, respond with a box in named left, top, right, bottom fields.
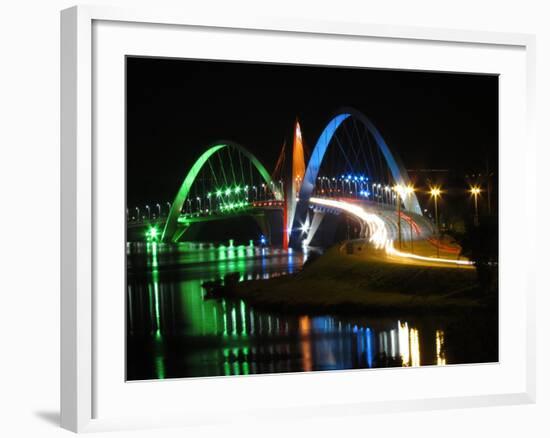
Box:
left=147, top=242, right=165, bottom=378
left=155, top=355, right=165, bottom=379
left=237, top=245, right=245, bottom=259
left=240, top=300, right=247, bottom=336
left=231, top=306, right=237, bottom=336
left=223, top=348, right=231, bottom=376
left=222, top=299, right=228, bottom=337
left=146, top=242, right=161, bottom=335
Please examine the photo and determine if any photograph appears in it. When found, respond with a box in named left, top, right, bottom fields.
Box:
left=125, top=56, right=499, bottom=381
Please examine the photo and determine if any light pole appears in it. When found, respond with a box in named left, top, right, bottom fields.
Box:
left=165, top=202, right=171, bottom=216
left=156, top=203, right=161, bottom=218
left=430, top=187, right=442, bottom=258
left=196, top=196, right=201, bottom=212
left=216, top=189, right=222, bottom=211
left=135, top=206, right=140, bottom=222
left=470, top=186, right=481, bottom=226
left=394, top=185, right=404, bottom=250
left=405, top=185, right=415, bottom=252
left=145, top=205, right=151, bottom=220
left=224, top=187, right=232, bottom=209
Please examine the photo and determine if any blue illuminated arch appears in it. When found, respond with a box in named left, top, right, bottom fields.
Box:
left=290, top=108, right=422, bottom=246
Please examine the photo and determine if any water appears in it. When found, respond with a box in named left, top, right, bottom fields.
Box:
left=126, top=242, right=497, bottom=380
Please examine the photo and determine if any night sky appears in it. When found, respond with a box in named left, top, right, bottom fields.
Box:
left=126, top=57, right=498, bottom=208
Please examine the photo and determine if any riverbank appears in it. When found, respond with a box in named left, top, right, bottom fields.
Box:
left=233, top=243, right=485, bottom=315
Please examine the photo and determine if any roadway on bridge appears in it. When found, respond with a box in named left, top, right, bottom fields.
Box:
left=309, top=197, right=473, bottom=268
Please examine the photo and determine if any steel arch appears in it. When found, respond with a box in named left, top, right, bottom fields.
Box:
left=290, top=108, right=422, bottom=246
left=162, top=141, right=278, bottom=243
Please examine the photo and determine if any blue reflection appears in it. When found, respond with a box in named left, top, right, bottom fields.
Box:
left=366, top=328, right=374, bottom=368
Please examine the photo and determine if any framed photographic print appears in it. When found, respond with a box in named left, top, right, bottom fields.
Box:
left=61, top=5, right=536, bottom=433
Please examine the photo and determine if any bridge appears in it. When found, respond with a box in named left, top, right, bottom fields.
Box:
left=128, top=107, right=470, bottom=266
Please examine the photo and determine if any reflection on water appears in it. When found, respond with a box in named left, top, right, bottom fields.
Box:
left=127, top=242, right=468, bottom=380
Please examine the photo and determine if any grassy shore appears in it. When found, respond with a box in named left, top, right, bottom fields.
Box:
left=233, top=243, right=483, bottom=314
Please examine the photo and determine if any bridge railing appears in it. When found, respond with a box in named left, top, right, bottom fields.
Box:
left=312, top=176, right=401, bottom=208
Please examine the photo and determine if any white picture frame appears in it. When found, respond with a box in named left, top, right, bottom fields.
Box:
left=60, top=4, right=536, bottom=433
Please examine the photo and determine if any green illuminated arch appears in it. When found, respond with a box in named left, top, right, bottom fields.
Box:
left=162, top=142, right=277, bottom=242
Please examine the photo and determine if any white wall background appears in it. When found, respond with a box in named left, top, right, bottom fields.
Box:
left=0, top=0, right=547, bottom=436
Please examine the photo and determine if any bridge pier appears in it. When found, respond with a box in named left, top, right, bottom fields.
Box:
left=302, top=211, right=325, bottom=247
left=252, top=213, right=272, bottom=245
left=172, top=226, right=189, bottom=243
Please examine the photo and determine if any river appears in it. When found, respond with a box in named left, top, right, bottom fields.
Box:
left=126, top=242, right=497, bottom=380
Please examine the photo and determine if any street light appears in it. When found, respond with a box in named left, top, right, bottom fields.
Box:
left=429, top=186, right=442, bottom=258
left=135, top=206, right=140, bottom=222
left=405, top=185, right=415, bottom=252
left=393, top=184, right=405, bottom=249
left=145, top=205, right=151, bottom=220
left=156, top=203, right=161, bottom=218
left=146, top=225, right=159, bottom=242
left=214, top=190, right=222, bottom=211
left=469, top=186, right=481, bottom=226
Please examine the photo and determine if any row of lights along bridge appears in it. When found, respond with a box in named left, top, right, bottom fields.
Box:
left=126, top=181, right=284, bottom=222
left=127, top=176, right=483, bottom=228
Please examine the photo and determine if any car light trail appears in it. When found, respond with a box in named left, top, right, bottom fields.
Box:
left=309, top=197, right=473, bottom=267
left=309, top=197, right=390, bottom=249
left=386, top=245, right=473, bottom=266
